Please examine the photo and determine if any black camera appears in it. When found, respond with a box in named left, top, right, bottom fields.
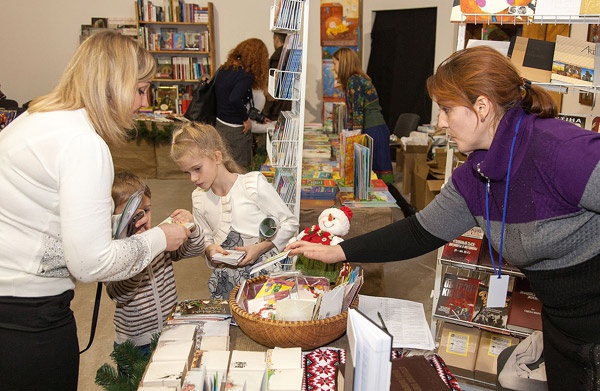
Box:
left=248, top=107, right=266, bottom=123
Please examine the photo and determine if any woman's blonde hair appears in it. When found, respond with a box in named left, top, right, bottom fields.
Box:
left=333, top=47, right=369, bottom=88
left=223, top=38, right=269, bottom=91
left=170, top=122, right=244, bottom=174
left=28, top=30, right=156, bottom=145
left=427, top=45, right=557, bottom=121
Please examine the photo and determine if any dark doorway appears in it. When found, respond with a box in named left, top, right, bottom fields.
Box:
left=366, top=8, right=437, bottom=130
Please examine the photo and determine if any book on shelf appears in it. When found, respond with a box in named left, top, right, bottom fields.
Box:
left=156, top=57, right=173, bottom=79
left=551, top=35, right=598, bottom=87
left=273, top=168, right=296, bottom=205
left=440, top=227, right=484, bottom=266
left=472, top=283, right=511, bottom=330
left=337, top=190, right=398, bottom=208
left=270, top=111, right=299, bottom=167
left=183, top=31, right=200, bottom=50
left=434, top=273, right=480, bottom=322
left=155, top=85, right=178, bottom=112
left=173, top=32, right=185, bottom=50
left=273, top=0, right=304, bottom=31
left=506, top=278, right=543, bottom=333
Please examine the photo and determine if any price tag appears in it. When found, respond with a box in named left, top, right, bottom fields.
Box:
left=487, top=274, right=509, bottom=308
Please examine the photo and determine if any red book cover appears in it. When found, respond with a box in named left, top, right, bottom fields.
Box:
left=507, top=278, right=543, bottom=333
left=435, top=273, right=480, bottom=322
left=440, top=227, right=484, bottom=265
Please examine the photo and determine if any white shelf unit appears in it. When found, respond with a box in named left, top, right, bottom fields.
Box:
left=266, top=0, right=309, bottom=219
left=433, top=10, right=600, bottom=389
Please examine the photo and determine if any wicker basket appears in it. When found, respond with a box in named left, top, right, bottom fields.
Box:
left=228, top=275, right=358, bottom=350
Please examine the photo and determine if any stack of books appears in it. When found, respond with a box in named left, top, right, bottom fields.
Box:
left=302, top=129, right=332, bottom=162
left=300, top=178, right=337, bottom=201
left=337, top=189, right=398, bottom=208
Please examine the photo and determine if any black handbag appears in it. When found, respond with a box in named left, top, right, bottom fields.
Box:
left=184, top=68, right=220, bottom=124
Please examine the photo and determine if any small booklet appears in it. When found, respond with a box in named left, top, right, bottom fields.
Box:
left=211, top=250, right=247, bottom=266
left=160, top=216, right=196, bottom=231
left=249, top=250, right=291, bottom=275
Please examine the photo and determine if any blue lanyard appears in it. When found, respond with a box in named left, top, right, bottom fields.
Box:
left=485, top=113, right=524, bottom=278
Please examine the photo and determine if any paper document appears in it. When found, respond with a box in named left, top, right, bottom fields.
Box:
left=357, top=294, right=435, bottom=351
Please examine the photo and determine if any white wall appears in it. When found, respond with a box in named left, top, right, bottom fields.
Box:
left=0, top=0, right=456, bottom=123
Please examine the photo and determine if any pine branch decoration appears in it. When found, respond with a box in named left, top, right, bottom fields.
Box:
left=95, top=336, right=159, bottom=391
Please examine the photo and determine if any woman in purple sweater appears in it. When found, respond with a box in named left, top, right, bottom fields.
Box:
left=287, top=46, right=600, bottom=390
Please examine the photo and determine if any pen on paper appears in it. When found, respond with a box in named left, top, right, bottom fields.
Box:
left=377, top=311, right=388, bottom=332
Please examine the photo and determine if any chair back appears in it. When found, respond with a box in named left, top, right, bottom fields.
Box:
left=393, top=113, right=420, bottom=139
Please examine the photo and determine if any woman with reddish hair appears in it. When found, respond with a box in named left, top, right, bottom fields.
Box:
left=214, top=38, right=269, bottom=169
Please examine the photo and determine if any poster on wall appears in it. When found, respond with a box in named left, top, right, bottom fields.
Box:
left=320, top=0, right=360, bottom=46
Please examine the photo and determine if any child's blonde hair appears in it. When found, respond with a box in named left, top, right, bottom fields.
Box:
left=170, top=122, right=244, bottom=174
left=112, top=171, right=151, bottom=209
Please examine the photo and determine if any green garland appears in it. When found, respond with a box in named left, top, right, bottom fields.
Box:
left=95, top=336, right=159, bottom=391
left=126, top=121, right=178, bottom=145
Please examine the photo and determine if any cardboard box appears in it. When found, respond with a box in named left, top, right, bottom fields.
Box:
left=437, top=322, right=481, bottom=378
left=401, top=144, right=429, bottom=194
left=474, top=331, right=520, bottom=384
left=413, top=161, right=444, bottom=210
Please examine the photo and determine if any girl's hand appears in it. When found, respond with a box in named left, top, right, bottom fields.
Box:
left=284, top=241, right=346, bottom=264
left=236, top=241, right=273, bottom=266
left=206, top=244, right=227, bottom=265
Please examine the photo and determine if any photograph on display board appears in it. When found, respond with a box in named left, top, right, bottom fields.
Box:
left=320, top=0, right=360, bottom=46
